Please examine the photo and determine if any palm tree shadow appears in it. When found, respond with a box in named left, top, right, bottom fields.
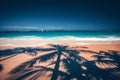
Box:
left=62, top=50, right=120, bottom=80
left=107, top=50, right=120, bottom=68
left=62, top=56, right=87, bottom=80
left=83, top=61, right=120, bottom=80
left=4, top=44, right=120, bottom=80
left=86, top=50, right=120, bottom=80
left=93, top=50, right=120, bottom=69
left=8, top=44, right=81, bottom=80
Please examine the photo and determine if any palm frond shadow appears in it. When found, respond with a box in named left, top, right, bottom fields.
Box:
left=62, top=56, right=87, bottom=80
left=8, top=66, right=69, bottom=80
left=62, top=50, right=120, bottom=80
left=10, top=51, right=57, bottom=74
left=7, top=44, right=80, bottom=80
left=85, top=50, right=120, bottom=80
left=0, top=47, right=55, bottom=61
left=93, top=50, right=120, bottom=68
left=82, top=61, right=120, bottom=80
left=5, top=44, right=120, bottom=80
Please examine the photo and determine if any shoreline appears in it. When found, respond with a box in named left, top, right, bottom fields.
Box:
left=0, top=43, right=120, bottom=50
left=0, top=36, right=120, bottom=47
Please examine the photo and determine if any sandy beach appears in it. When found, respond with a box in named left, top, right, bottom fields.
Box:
left=1, top=0, right=120, bottom=79
left=0, top=43, right=120, bottom=80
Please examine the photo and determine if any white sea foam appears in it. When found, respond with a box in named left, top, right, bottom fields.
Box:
left=0, top=36, right=120, bottom=47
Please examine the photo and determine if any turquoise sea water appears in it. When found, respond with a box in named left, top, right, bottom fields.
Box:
left=0, top=31, right=120, bottom=38
left=0, top=31, right=120, bottom=46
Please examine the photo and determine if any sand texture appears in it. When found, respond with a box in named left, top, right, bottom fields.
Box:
left=0, top=44, right=120, bottom=80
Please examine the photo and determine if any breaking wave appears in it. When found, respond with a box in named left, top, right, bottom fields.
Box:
left=0, top=36, right=120, bottom=47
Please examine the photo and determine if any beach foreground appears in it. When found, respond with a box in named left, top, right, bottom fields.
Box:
left=0, top=43, right=120, bottom=80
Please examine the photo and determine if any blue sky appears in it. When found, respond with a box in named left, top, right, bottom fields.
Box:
left=0, top=0, right=120, bottom=31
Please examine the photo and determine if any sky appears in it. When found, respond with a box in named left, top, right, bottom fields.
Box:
left=0, top=0, right=120, bottom=31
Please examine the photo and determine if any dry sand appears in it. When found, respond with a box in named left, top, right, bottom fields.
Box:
left=0, top=43, right=120, bottom=80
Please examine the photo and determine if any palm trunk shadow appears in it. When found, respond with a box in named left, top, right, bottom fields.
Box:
left=50, top=52, right=61, bottom=80
left=6, top=45, right=120, bottom=80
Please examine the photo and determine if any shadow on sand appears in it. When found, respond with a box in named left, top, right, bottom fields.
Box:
left=0, top=44, right=120, bottom=80
left=0, top=64, right=3, bottom=72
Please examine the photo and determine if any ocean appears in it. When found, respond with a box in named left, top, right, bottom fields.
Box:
left=0, top=31, right=120, bottom=38
left=0, top=31, right=120, bottom=46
